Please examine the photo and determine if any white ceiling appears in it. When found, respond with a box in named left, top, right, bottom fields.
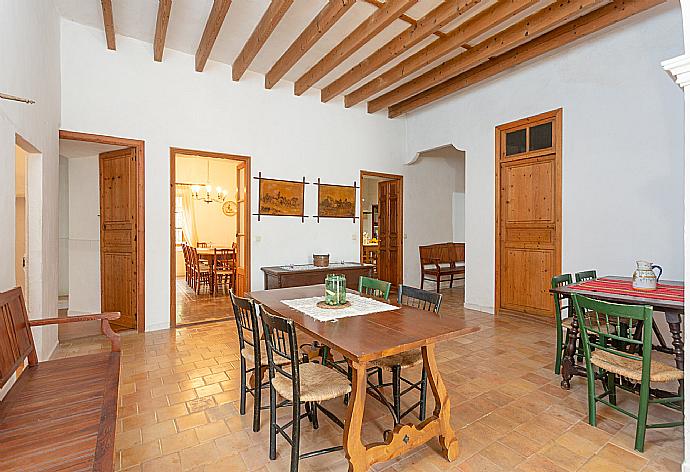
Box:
left=59, top=139, right=126, bottom=158
left=54, top=0, right=555, bottom=99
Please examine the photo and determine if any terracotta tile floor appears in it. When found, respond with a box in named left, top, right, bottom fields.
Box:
left=53, top=287, right=683, bottom=471
left=176, top=277, right=233, bottom=326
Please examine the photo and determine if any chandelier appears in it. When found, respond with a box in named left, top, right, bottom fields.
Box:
left=191, top=160, right=228, bottom=204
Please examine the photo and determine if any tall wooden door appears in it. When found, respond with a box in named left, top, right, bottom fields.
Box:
left=377, top=179, right=403, bottom=286
left=100, top=148, right=138, bottom=330
left=235, top=161, right=247, bottom=296
left=496, top=109, right=562, bottom=319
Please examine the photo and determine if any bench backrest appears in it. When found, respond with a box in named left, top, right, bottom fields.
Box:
left=419, top=243, right=465, bottom=266
left=0, top=287, right=37, bottom=389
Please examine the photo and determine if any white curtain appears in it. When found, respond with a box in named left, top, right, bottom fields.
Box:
left=177, top=186, right=198, bottom=247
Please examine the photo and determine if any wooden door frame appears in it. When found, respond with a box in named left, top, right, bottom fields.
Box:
left=169, top=147, right=252, bottom=329
left=59, top=130, right=146, bottom=333
left=494, top=108, right=562, bottom=318
left=359, top=170, right=403, bottom=285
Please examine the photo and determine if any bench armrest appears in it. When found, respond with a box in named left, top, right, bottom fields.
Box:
left=30, top=312, right=121, bottom=352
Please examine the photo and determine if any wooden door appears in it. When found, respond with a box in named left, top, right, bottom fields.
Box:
left=235, top=161, right=247, bottom=295
left=377, top=179, right=402, bottom=286
left=100, top=148, right=137, bottom=330
left=496, top=109, right=562, bottom=319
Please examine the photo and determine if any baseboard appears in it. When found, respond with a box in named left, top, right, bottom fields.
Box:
left=464, top=302, right=494, bottom=314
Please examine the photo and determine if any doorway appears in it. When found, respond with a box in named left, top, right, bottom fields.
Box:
left=58, top=130, right=145, bottom=333
left=169, top=148, right=251, bottom=328
left=360, top=171, right=403, bottom=286
left=495, top=109, right=562, bottom=320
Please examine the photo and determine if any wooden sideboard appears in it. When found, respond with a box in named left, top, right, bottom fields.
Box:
left=261, top=263, right=374, bottom=290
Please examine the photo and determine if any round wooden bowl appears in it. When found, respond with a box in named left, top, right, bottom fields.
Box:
left=316, top=301, right=351, bottom=309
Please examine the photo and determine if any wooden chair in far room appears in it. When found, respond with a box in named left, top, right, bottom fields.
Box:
left=576, top=270, right=597, bottom=282
left=191, top=246, right=212, bottom=294
left=214, top=247, right=236, bottom=295
left=197, top=242, right=209, bottom=248
left=572, top=294, right=683, bottom=452
left=258, top=304, right=351, bottom=472
left=230, top=292, right=288, bottom=432
left=552, top=274, right=574, bottom=375
left=367, top=285, right=442, bottom=424
left=358, top=276, right=391, bottom=300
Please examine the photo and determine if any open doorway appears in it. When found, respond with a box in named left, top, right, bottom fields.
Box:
left=15, top=145, right=27, bottom=297
left=58, top=131, right=145, bottom=336
left=169, top=148, right=251, bottom=328
left=360, top=171, right=403, bottom=286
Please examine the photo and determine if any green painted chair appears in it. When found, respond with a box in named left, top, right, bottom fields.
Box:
left=575, top=270, right=597, bottom=282
left=358, top=276, right=391, bottom=300
left=572, top=294, right=683, bottom=452
left=551, top=274, right=573, bottom=375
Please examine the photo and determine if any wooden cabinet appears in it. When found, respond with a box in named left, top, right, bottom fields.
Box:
left=262, top=263, right=374, bottom=290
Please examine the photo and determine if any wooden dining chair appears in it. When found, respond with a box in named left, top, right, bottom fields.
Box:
left=358, top=276, right=391, bottom=300
left=230, top=292, right=288, bottom=432
left=552, top=274, right=574, bottom=375
left=258, top=304, right=351, bottom=472
left=575, top=270, right=597, bottom=282
left=197, top=242, right=209, bottom=248
left=572, top=294, right=683, bottom=452
left=367, top=285, right=442, bottom=424
left=213, top=248, right=236, bottom=295
left=191, top=247, right=211, bottom=294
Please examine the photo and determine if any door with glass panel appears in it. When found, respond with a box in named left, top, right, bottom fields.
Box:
left=496, top=109, right=562, bottom=319
left=235, top=161, right=247, bottom=296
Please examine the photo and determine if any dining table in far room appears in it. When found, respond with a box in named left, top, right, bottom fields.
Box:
left=551, top=276, right=684, bottom=394
left=195, top=246, right=234, bottom=264
left=248, top=284, right=479, bottom=472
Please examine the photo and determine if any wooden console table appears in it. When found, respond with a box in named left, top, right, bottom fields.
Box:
left=261, top=262, right=374, bottom=290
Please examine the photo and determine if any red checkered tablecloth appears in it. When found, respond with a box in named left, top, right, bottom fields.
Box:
left=574, top=277, right=684, bottom=303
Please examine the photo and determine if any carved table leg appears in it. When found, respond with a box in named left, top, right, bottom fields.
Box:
left=421, top=343, right=458, bottom=461
left=344, top=361, right=368, bottom=472
left=561, top=315, right=579, bottom=390
left=665, top=310, right=684, bottom=396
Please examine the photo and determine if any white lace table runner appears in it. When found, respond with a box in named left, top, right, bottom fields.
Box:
left=280, top=294, right=398, bottom=322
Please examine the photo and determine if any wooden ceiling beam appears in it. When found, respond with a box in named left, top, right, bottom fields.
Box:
left=321, top=0, right=482, bottom=103
left=265, top=0, right=355, bottom=89
left=195, top=0, right=233, bottom=72
left=368, top=0, right=608, bottom=113
left=362, top=0, right=446, bottom=39
left=101, top=0, right=116, bottom=50
left=388, top=0, right=664, bottom=118
left=294, top=0, right=418, bottom=96
left=344, top=0, right=539, bottom=108
left=233, top=0, right=294, bottom=81
left=154, top=0, right=173, bottom=62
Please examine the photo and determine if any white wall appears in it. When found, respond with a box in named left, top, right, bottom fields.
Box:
left=0, top=0, right=61, bottom=362
left=60, top=19, right=448, bottom=331
left=405, top=2, right=685, bottom=313
left=452, top=192, right=465, bottom=243
left=58, top=156, right=69, bottom=296
left=66, top=156, right=101, bottom=315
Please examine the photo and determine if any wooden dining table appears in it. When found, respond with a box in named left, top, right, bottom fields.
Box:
left=550, top=276, right=684, bottom=393
left=248, top=285, right=479, bottom=471
left=196, top=246, right=234, bottom=263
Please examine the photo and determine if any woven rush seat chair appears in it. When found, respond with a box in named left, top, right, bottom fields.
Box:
left=358, top=276, right=391, bottom=300
left=573, top=294, right=683, bottom=452
left=231, top=291, right=288, bottom=432
left=258, top=304, right=351, bottom=472
left=367, top=285, right=442, bottom=424
left=552, top=274, right=574, bottom=375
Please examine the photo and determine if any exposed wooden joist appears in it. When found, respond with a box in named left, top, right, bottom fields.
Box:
left=101, top=0, right=116, bottom=50
left=321, top=0, right=482, bottom=103
left=195, top=0, right=233, bottom=72
left=154, top=0, right=173, bottom=62
left=362, top=0, right=446, bottom=39
left=368, top=0, right=608, bottom=113
left=344, top=0, right=539, bottom=108
left=294, top=0, right=419, bottom=96
left=233, top=0, right=294, bottom=81
left=388, top=0, right=664, bottom=117
left=265, top=0, right=355, bottom=89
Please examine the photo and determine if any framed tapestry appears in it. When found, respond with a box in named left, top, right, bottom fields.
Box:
left=255, top=172, right=307, bottom=222
left=314, top=178, right=358, bottom=223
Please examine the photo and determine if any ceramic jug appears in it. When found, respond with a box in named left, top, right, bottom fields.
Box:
left=632, top=261, right=662, bottom=290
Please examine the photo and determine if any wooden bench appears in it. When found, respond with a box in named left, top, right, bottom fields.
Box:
left=0, top=287, right=121, bottom=472
left=419, top=243, right=465, bottom=293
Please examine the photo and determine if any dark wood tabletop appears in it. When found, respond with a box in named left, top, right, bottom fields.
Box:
left=549, top=276, right=684, bottom=312
left=248, top=284, right=478, bottom=363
